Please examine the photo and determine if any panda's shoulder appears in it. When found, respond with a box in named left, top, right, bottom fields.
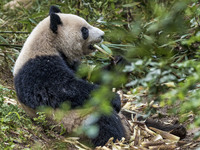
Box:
left=27, top=55, right=71, bottom=71
left=15, top=55, right=74, bottom=82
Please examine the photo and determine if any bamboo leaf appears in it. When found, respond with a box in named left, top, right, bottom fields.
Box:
left=122, top=2, right=140, bottom=8
left=101, top=44, right=113, bottom=55
left=0, top=35, right=9, bottom=44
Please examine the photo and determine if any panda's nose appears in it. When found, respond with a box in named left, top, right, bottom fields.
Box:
left=92, top=27, right=105, bottom=41
left=99, top=30, right=105, bottom=40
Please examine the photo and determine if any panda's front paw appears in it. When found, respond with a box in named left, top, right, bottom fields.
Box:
left=111, top=94, right=121, bottom=113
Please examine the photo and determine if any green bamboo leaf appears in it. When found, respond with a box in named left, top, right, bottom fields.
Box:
left=122, top=2, right=140, bottom=8
left=28, top=18, right=37, bottom=25
left=0, top=35, right=9, bottom=44
left=100, top=44, right=112, bottom=55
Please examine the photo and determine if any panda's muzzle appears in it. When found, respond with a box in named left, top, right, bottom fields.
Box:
left=88, top=36, right=104, bottom=51
left=87, top=27, right=104, bottom=51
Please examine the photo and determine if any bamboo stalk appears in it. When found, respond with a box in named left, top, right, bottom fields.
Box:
left=94, top=44, right=114, bottom=59
left=149, top=127, right=180, bottom=142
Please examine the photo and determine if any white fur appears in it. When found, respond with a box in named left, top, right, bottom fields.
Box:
left=13, top=13, right=104, bottom=76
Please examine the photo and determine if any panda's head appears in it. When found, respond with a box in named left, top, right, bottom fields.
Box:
left=49, top=6, right=104, bottom=60
left=13, top=6, right=105, bottom=76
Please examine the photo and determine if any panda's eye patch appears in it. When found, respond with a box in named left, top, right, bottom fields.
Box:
left=81, top=27, right=89, bottom=40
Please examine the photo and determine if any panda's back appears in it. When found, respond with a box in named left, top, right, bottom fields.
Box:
left=14, top=55, right=92, bottom=109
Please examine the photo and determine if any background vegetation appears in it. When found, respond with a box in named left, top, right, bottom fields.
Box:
left=0, top=0, right=200, bottom=149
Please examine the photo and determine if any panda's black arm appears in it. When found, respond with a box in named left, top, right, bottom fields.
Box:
left=61, top=77, right=121, bottom=113
left=73, top=56, right=127, bottom=112
left=110, top=94, right=121, bottom=113
left=79, top=56, right=128, bottom=112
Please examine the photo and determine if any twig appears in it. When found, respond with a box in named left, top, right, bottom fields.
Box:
left=0, top=31, right=30, bottom=34
left=0, top=44, right=22, bottom=47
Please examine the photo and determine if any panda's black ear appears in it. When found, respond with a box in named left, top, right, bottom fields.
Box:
left=49, top=5, right=61, bottom=15
left=50, top=13, right=62, bottom=34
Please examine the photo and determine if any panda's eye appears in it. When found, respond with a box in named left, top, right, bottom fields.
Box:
left=81, top=27, right=89, bottom=40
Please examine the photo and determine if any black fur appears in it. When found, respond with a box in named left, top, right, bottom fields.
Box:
left=50, top=13, right=62, bottom=34
left=81, top=27, right=89, bottom=40
left=14, top=55, right=124, bottom=146
left=92, top=112, right=125, bottom=146
left=49, top=5, right=61, bottom=15
left=14, top=55, right=121, bottom=111
left=14, top=56, right=97, bottom=109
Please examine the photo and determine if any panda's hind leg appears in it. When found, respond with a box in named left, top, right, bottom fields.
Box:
left=91, top=111, right=125, bottom=146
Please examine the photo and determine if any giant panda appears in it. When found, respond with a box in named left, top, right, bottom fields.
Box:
left=13, top=6, right=128, bottom=146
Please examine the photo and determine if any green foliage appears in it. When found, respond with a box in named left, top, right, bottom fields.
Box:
left=159, top=1, right=200, bottom=133
left=1, top=0, right=200, bottom=147
left=0, top=85, right=76, bottom=149
left=0, top=85, right=33, bottom=149
left=107, top=0, right=200, bottom=131
left=33, top=112, right=48, bottom=126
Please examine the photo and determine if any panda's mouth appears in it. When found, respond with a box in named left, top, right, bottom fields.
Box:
left=88, top=38, right=104, bottom=52
left=88, top=44, right=95, bottom=50
left=88, top=40, right=103, bottom=51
